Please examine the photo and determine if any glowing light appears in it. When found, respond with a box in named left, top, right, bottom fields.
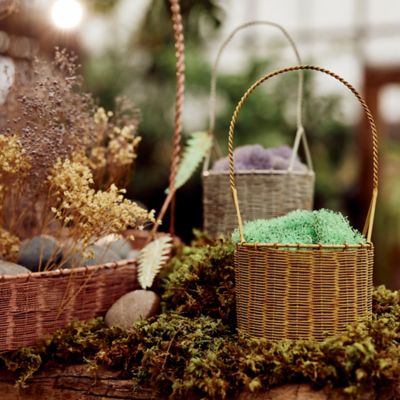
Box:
left=51, top=0, right=83, bottom=30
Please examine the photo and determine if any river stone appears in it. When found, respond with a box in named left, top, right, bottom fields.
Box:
left=126, top=249, right=140, bottom=260
left=84, top=245, right=123, bottom=266
left=95, top=235, right=132, bottom=259
left=0, top=261, right=31, bottom=275
left=64, top=244, right=123, bottom=268
left=18, top=235, right=62, bottom=272
left=105, top=290, right=160, bottom=329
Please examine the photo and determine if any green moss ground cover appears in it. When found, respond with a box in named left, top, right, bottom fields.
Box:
left=0, top=233, right=399, bottom=399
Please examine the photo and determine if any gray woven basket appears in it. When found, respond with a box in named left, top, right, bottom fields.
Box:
left=203, top=170, right=314, bottom=237
left=202, top=21, right=315, bottom=237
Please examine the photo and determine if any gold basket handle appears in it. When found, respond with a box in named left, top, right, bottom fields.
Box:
left=229, top=65, right=379, bottom=243
left=205, top=20, right=313, bottom=172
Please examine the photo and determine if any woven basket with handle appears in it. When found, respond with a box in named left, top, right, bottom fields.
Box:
left=230, top=65, right=378, bottom=341
left=0, top=0, right=185, bottom=352
left=202, top=21, right=315, bottom=237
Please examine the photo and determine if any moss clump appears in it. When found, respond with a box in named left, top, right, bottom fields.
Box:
left=0, top=238, right=399, bottom=400
left=159, top=232, right=235, bottom=326
left=232, top=209, right=366, bottom=245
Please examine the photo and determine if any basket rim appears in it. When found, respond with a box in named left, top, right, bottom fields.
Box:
left=236, top=242, right=373, bottom=250
left=0, top=258, right=137, bottom=282
left=203, top=169, right=315, bottom=177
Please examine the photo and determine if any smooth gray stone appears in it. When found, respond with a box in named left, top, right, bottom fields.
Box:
left=18, top=235, right=62, bottom=272
left=95, top=235, right=133, bottom=259
left=64, top=244, right=123, bottom=268
left=105, top=290, right=160, bottom=329
left=125, top=250, right=140, bottom=260
left=0, top=260, right=31, bottom=275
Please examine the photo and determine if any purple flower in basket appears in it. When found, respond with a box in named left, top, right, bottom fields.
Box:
left=271, top=155, right=288, bottom=170
left=212, top=157, right=229, bottom=171
left=211, top=144, right=306, bottom=172
left=233, top=144, right=271, bottom=170
left=270, top=145, right=293, bottom=159
left=271, top=155, right=307, bottom=171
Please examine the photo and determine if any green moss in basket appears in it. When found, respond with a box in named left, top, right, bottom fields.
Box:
left=232, top=209, right=366, bottom=245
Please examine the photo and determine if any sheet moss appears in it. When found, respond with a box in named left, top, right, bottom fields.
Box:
left=232, top=209, right=366, bottom=245
left=0, top=235, right=399, bottom=400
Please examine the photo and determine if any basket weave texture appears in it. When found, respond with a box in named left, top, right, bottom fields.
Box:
left=0, top=260, right=138, bottom=351
left=229, top=65, right=379, bottom=341
left=203, top=171, right=314, bottom=237
left=203, top=21, right=314, bottom=237
left=235, top=245, right=373, bottom=340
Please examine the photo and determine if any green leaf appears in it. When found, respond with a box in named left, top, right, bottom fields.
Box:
left=138, top=235, right=173, bottom=289
left=167, top=131, right=212, bottom=193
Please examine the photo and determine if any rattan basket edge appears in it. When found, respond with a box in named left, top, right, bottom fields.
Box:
left=0, top=258, right=137, bottom=283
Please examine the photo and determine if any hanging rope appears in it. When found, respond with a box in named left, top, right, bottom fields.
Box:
left=150, top=0, right=185, bottom=239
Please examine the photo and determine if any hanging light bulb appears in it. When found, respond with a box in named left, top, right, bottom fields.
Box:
left=51, top=0, right=84, bottom=31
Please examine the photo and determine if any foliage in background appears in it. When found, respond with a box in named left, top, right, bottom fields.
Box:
left=374, top=139, right=400, bottom=286
left=83, top=37, right=352, bottom=243
left=82, top=1, right=395, bottom=282
left=0, top=238, right=399, bottom=399
left=83, top=0, right=121, bottom=14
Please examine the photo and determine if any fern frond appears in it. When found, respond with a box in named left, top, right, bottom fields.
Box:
left=167, top=131, right=213, bottom=193
left=138, top=235, right=173, bottom=289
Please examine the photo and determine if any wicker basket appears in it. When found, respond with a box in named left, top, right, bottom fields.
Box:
left=202, top=21, right=315, bottom=237
left=0, top=259, right=138, bottom=351
left=230, top=65, right=379, bottom=341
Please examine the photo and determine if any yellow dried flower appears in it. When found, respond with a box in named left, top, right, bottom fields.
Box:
left=0, top=134, right=31, bottom=218
left=0, top=134, right=30, bottom=178
left=0, top=228, right=20, bottom=261
left=89, top=104, right=141, bottom=189
left=94, top=107, right=109, bottom=125
left=48, top=159, right=152, bottom=246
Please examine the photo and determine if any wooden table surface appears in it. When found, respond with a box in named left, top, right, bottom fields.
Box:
left=0, top=364, right=357, bottom=400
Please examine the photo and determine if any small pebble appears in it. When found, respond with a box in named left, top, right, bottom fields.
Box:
left=64, top=244, right=123, bottom=268
left=105, top=290, right=160, bottom=329
left=18, top=235, right=62, bottom=272
left=95, top=235, right=132, bottom=259
left=0, top=260, right=31, bottom=275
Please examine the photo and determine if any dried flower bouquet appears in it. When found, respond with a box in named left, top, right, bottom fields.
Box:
left=0, top=49, right=152, bottom=271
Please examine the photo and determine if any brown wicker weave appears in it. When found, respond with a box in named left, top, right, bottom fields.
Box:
left=0, top=260, right=138, bottom=351
left=229, top=65, right=378, bottom=341
left=203, top=21, right=314, bottom=237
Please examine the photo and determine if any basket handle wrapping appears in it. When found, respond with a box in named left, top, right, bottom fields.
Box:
left=229, top=65, right=379, bottom=243
left=206, top=21, right=313, bottom=172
